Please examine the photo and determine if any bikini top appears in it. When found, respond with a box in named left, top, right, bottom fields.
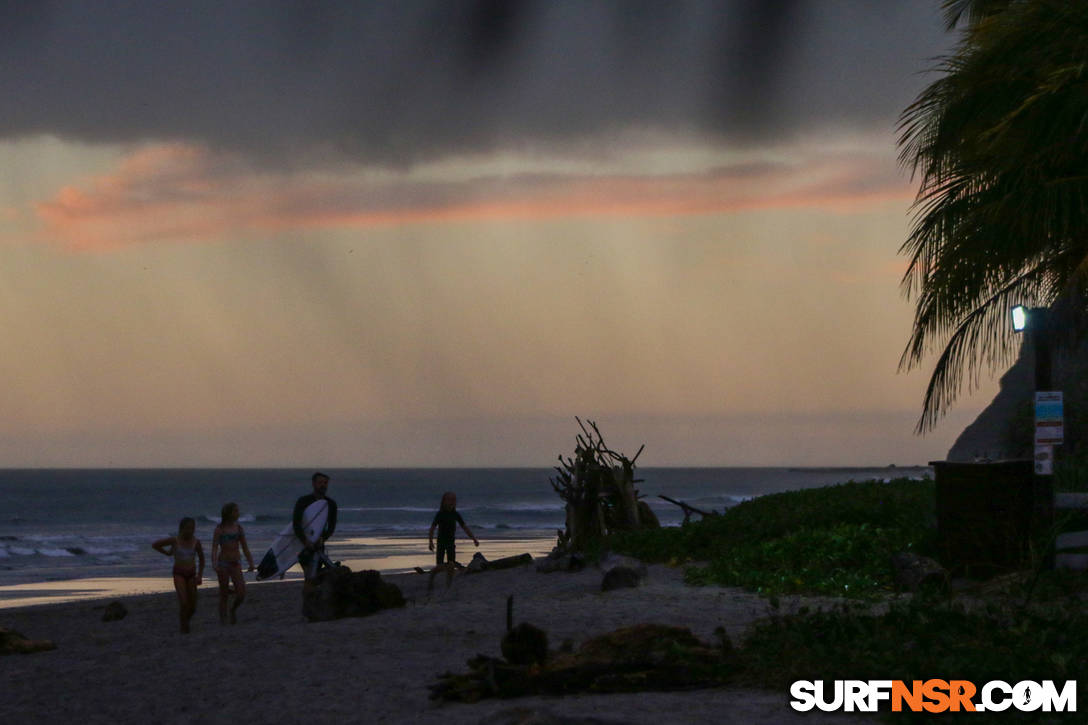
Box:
left=218, top=528, right=241, bottom=545
left=174, top=540, right=196, bottom=568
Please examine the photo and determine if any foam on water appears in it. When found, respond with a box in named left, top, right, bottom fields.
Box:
left=0, top=465, right=933, bottom=602
left=36, top=548, right=77, bottom=557
left=338, top=506, right=435, bottom=513
left=201, top=513, right=259, bottom=524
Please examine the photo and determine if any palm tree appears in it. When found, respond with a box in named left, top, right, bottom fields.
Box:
left=898, top=0, right=1088, bottom=432
left=939, top=0, right=1012, bottom=28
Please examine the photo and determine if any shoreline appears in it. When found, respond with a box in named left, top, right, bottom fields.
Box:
left=0, top=535, right=557, bottom=609
left=1, top=561, right=876, bottom=724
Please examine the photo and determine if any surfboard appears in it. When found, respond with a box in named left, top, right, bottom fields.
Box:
left=256, top=498, right=328, bottom=580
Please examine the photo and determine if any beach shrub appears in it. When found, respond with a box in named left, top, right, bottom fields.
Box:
left=737, top=592, right=1088, bottom=723
left=609, top=477, right=1086, bottom=718
left=608, top=478, right=936, bottom=598
left=682, top=522, right=922, bottom=597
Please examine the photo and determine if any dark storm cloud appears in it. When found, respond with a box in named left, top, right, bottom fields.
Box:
left=0, top=0, right=949, bottom=165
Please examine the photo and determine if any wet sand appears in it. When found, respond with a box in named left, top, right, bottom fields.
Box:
left=0, top=536, right=556, bottom=609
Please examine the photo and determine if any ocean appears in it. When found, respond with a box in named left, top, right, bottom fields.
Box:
left=0, top=466, right=931, bottom=607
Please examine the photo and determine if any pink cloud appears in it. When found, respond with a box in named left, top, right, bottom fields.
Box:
left=32, top=143, right=914, bottom=251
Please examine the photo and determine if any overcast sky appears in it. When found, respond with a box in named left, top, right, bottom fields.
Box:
left=0, top=1, right=1000, bottom=467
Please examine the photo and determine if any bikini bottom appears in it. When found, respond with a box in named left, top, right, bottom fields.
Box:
left=173, top=565, right=197, bottom=581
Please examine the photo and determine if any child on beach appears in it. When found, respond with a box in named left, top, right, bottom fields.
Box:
left=152, top=517, right=205, bottom=633
left=427, top=491, right=479, bottom=591
left=211, top=502, right=255, bottom=625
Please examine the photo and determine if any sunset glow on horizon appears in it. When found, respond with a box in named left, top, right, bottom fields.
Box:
left=0, top=1, right=1003, bottom=467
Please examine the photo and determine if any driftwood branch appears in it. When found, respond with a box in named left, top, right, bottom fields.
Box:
left=658, top=495, right=718, bottom=524
left=430, top=623, right=739, bottom=702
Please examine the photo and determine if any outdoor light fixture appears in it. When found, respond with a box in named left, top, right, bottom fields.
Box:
left=1011, top=304, right=1028, bottom=332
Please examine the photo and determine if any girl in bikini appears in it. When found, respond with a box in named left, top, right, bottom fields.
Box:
left=152, top=517, right=205, bottom=633
left=211, top=502, right=255, bottom=625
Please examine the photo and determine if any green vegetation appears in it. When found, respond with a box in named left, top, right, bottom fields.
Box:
left=609, top=476, right=1087, bottom=719
left=609, top=477, right=936, bottom=598
left=741, top=591, right=1088, bottom=687
left=736, top=590, right=1088, bottom=723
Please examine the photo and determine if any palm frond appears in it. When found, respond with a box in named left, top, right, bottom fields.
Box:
left=898, top=0, right=1088, bottom=431
left=941, top=0, right=1016, bottom=30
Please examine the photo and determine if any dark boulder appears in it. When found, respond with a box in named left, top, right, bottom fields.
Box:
left=101, top=601, right=128, bottom=622
left=303, top=566, right=405, bottom=622
left=601, top=566, right=642, bottom=592
left=891, top=552, right=949, bottom=594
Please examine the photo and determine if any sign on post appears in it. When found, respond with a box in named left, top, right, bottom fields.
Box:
left=1035, top=391, right=1064, bottom=446
left=1035, top=391, right=1063, bottom=475
left=1035, top=445, right=1054, bottom=475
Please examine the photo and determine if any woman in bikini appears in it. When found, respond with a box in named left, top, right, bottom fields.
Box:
left=211, top=502, right=255, bottom=625
left=152, top=517, right=205, bottom=633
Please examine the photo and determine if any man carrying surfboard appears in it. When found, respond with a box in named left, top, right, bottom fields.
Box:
left=294, top=472, right=338, bottom=590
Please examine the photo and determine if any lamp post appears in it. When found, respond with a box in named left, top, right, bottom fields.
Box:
left=1011, top=304, right=1056, bottom=568
left=1011, top=305, right=1052, bottom=391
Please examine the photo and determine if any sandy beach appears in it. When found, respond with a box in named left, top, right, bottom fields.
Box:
left=0, top=560, right=879, bottom=725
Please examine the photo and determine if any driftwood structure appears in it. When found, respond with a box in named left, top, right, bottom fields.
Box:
left=430, top=623, right=738, bottom=702
left=465, top=552, right=534, bottom=574
left=549, top=418, right=659, bottom=553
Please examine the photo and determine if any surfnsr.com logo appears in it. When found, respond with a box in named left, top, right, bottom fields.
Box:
left=790, top=680, right=1077, bottom=713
